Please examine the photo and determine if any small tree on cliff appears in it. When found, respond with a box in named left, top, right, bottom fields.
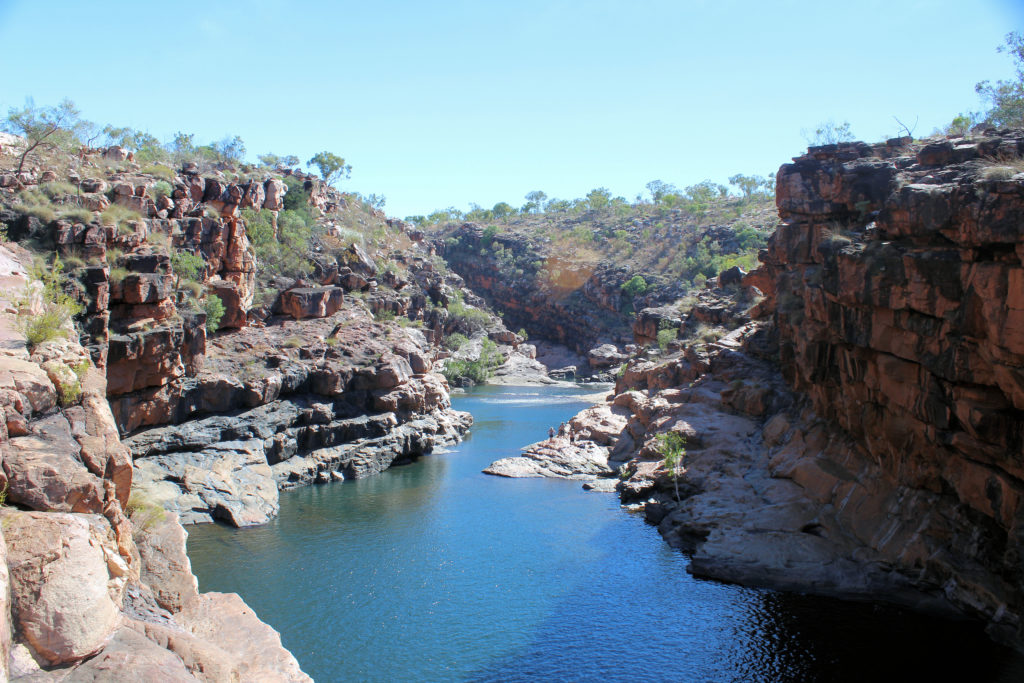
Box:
left=976, top=31, right=1024, bottom=129
left=4, top=98, right=82, bottom=174
left=307, top=151, right=351, bottom=187
left=658, top=431, right=686, bottom=501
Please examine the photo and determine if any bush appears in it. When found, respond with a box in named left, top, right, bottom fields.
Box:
left=202, top=294, right=226, bottom=333
left=444, top=332, right=470, bottom=350
left=15, top=257, right=83, bottom=350
left=126, top=491, right=167, bottom=533
left=621, top=275, right=648, bottom=298
left=100, top=204, right=142, bottom=232
left=40, top=181, right=78, bottom=199
left=241, top=208, right=313, bottom=279
left=441, top=338, right=502, bottom=384
left=149, top=181, right=173, bottom=201
left=656, top=327, right=677, bottom=350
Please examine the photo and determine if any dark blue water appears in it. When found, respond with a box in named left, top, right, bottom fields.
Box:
left=187, top=385, right=1024, bottom=682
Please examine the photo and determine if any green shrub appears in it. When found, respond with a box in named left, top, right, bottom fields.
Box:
left=241, top=208, right=313, bottom=279
left=621, top=275, right=648, bottom=298
left=59, top=377, right=82, bottom=406
left=15, top=256, right=83, bottom=350
left=657, top=327, right=677, bottom=350
left=100, top=204, right=142, bottom=232
left=516, top=328, right=529, bottom=341
left=40, top=181, right=78, bottom=199
left=109, top=267, right=129, bottom=284
left=202, top=295, right=226, bottom=333
left=149, top=181, right=173, bottom=201
left=444, top=332, right=469, bottom=350
left=19, top=203, right=56, bottom=223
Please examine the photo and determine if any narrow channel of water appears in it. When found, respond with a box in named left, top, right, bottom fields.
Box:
left=187, top=384, right=1024, bottom=682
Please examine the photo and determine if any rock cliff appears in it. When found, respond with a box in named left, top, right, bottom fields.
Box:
left=503, top=130, right=1024, bottom=650
left=0, top=245, right=310, bottom=681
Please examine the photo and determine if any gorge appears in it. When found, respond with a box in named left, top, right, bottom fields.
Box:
left=1, top=111, right=1024, bottom=681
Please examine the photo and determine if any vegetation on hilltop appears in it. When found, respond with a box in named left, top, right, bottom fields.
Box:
left=415, top=174, right=776, bottom=296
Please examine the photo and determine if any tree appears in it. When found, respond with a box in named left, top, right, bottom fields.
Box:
left=657, top=431, right=687, bottom=501
left=586, top=187, right=612, bottom=211
left=170, top=251, right=206, bottom=293
left=621, top=275, right=648, bottom=298
left=645, top=179, right=678, bottom=204
left=492, top=202, right=515, bottom=220
left=4, top=98, right=82, bottom=174
left=307, top=151, right=351, bottom=186
left=211, top=136, right=246, bottom=166
left=976, top=31, right=1024, bottom=128
left=259, top=153, right=299, bottom=168
left=804, top=120, right=855, bottom=146
left=524, top=190, right=547, bottom=213
left=728, top=173, right=774, bottom=200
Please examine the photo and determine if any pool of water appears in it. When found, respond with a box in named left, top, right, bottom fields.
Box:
left=187, top=384, right=1024, bottom=682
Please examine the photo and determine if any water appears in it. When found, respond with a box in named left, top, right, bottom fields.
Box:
left=187, top=384, right=1024, bottom=682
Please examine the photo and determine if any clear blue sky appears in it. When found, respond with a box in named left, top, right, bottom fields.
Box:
left=0, top=0, right=1021, bottom=218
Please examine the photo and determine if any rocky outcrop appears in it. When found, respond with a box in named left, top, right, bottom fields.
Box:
left=749, top=131, right=1024, bottom=644
left=484, top=401, right=627, bottom=478
left=278, top=286, right=345, bottom=320
left=0, top=245, right=311, bottom=680
left=123, top=310, right=472, bottom=527
left=553, top=131, right=1024, bottom=651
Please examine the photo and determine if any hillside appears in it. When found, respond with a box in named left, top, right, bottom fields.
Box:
left=417, top=182, right=775, bottom=355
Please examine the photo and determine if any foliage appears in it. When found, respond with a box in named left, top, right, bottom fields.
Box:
left=621, top=275, right=648, bottom=298
left=241, top=208, right=313, bottom=279
left=170, top=250, right=205, bottom=289
left=657, top=431, right=687, bottom=500
left=442, top=338, right=502, bottom=384
left=258, top=153, right=300, bottom=168
left=149, top=181, right=173, bottom=201
left=446, top=295, right=491, bottom=334
left=15, top=256, right=83, bottom=349
left=804, top=120, right=855, bottom=146
left=976, top=31, right=1024, bottom=128
left=59, top=207, right=93, bottom=224
left=4, top=97, right=82, bottom=174
left=202, top=294, right=226, bottom=333
left=307, top=151, right=352, bottom=186
left=100, top=204, right=142, bottom=232
left=656, top=327, right=677, bottom=350
left=444, top=332, right=470, bottom=350
left=517, top=327, right=529, bottom=341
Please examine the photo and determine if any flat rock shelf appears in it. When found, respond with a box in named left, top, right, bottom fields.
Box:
left=187, top=385, right=1024, bottom=682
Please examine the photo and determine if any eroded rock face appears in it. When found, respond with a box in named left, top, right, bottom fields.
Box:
left=278, top=285, right=345, bottom=320
left=4, top=511, right=127, bottom=666
left=552, top=132, right=1024, bottom=651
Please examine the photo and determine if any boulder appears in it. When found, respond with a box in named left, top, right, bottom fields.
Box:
left=279, top=286, right=344, bottom=320
left=4, top=511, right=126, bottom=666
left=588, top=343, right=628, bottom=368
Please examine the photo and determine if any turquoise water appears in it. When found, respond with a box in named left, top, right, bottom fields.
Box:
left=187, top=385, right=1024, bottom=682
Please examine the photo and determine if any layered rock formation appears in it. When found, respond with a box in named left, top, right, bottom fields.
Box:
left=517, top=131, right=1024, bottom=649
left=0, top=246, right=310, bottom=681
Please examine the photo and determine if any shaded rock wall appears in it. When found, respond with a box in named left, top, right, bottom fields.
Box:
left=438, top=223, right=636, bottom=354
left=754, top=131, right=1024, bottom=644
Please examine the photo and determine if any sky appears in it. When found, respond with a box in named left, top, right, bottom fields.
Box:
left=0, top=0, right=1022, bottom=218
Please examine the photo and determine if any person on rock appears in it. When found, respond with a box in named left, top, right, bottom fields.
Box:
left=548, top=426, right=556, bottom=440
